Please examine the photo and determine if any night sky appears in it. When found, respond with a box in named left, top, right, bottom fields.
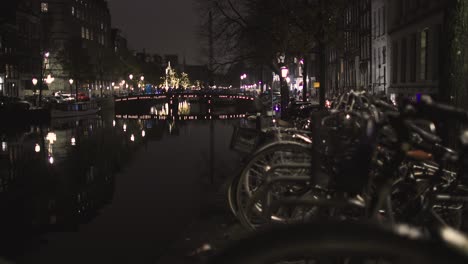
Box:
left=108, top=0, right=203, bottom=65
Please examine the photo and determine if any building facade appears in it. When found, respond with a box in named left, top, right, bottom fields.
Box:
left=343, top=0, right=372, bottom=92
left=371, top=0, right=390, bottom=95
left=39, top=0, right=112, bottom=95
left=0, top=0, right=41, bottom=98
left=387, top=0, right=446, bottom=98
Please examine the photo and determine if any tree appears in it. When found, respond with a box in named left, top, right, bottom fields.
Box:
left=56, top=37, right=95, bottom=97
left=197, top=0, right=346, bottom=110
left=440, top=0, right=468, bottom=146
left=180, top=72, right=191, bottom=89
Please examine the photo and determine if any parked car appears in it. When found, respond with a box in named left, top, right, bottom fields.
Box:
left=54, top=92, right=75, bottom=103
left=0, top=96, right=32, bottom=111
left=61, top=94, right=76, bottom=102
left=77, top=92, right=90, bottom=101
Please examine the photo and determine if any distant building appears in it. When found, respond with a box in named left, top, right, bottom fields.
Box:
left=0, top=0, right=41, bottom=97
left=371, top=0, right=390, bottom=95
left=164, top=54, right=179, bottom=68
left=111, top=28, right=128, bottom=55
left=387, top=0, right=446, bottom=98
left=343, top=0, right=372, bottom=91
left=184, top=65, right=209, bottom=84
left=40, top=0, right=112, bottom=95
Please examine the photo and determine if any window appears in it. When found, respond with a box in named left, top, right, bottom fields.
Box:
left=420, top=29, right=428, bottom=80
left=85, top=28, right=89, bottom=40
left=392, top=42, right=399, bottom=83
left=401, top=38, right=407, bottom=82
left=378, top=8, right=381, bottom=36
left=72, top=6, right=75, bottom=15
left=374, top=49, right=377, bottom=82
left=41, top=2, right=48, bottom=13
left=81, top=26, right=85, bottom=38
left=410, top=34, right=417, bottom=82
left=373, top=11, right=377, bottom=38
left=383, top=7, right=386, bottom=34
left=382, top=46, right=386, bottom=64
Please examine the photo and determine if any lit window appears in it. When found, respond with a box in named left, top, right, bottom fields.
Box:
left=420, top=29, right=428, bottom=80
left=85, top=28, right=89, bottom=40
left=72, top=6, right=75, bottom=15
left=41, top=2, right=48, bottom=13
left=81, top=27, right=85, bottom=38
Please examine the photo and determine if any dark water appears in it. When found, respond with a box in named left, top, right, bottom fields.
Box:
left=0, top=100, right=250, bottom=263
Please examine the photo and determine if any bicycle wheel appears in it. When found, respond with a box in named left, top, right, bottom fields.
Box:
left=209, top=221, right=468, bottom=264
left=227, top=172, right=241, bottom=218
left=235, top=141, right=313, bottom=230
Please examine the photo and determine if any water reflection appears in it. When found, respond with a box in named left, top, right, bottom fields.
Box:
left=0, top=117, right=129, bottom=257
left=0, top=103, right=252, bottom=260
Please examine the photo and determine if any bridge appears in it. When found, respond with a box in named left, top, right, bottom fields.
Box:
left=114, top=92, right=258, bottom=115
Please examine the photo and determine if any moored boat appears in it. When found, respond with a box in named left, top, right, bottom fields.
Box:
left=51, top=101, right=100, bottom=118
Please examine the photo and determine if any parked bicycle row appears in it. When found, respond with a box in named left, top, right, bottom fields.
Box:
left=214, top=91, right=468, bottom=263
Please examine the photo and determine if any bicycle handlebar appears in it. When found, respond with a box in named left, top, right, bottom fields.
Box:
left=419, top=96, right=468, bottom=123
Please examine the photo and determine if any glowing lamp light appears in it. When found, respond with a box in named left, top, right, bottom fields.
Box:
left=44, top=52, right=50, bottom=58
left=129, top=74, right=134, bottom=80
left=49, top=156, right=54, bottom=164
left=141, top=130, right=146, bottom=137
left=130, top=134, right=135, bottom=142
left=1, top=142, right=6, bottom=152
left=32, top=78, right=38, bottom=86
left=113, top=120, right=116, bottom=127
left=69, top=79, right=74, bottom=85
left=35, top=144, right=41, bottom=153
left=45, top=74, right=55, bottom=84
left=123, top=124, right=127, bottom=132
left=281, top=66, right=289, bottom=78
left=46, top=132, right=57, bottom=144
left=140, top=76, right=144, bottom=81
left=112, top=82, right=115, bottom=87
left=71, top=137, right=76, bottom=146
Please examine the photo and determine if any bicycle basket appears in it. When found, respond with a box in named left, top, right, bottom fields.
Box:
left=320, top=112, right=376, bottom=193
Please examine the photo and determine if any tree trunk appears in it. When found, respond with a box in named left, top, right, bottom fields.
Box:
left=303, top=56, right=308, bottom=102
left=75, top=81, right=79, bottom=100
left=280, top=76, right=289, bottom=118
left=319, top=42, right=327, bottom=110
left=440, top=0, right=468, bottom=145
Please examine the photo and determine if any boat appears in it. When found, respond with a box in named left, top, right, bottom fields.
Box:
left=51, top=101, right=101, bottom=118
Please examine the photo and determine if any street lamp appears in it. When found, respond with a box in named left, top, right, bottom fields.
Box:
left=38, top=51, right=50, bottom=107
left=32, top=78, right=38, bottom=105
left=281, top=66, right=289, bottom=78
left=69, top=78, right=74, bottom=97
left=129, top=74, right=134, bottom=80
left=240, top=74, right=247, bottom=92
left=45, top=74, right=55, bottom=85
left=140, top=76, right=144, bottom=81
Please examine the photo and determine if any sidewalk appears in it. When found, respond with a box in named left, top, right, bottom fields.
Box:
left=155, top=183, right=249, bottom=264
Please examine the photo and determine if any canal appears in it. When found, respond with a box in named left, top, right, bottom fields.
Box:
left=0, top=99, right=255, bottom=263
